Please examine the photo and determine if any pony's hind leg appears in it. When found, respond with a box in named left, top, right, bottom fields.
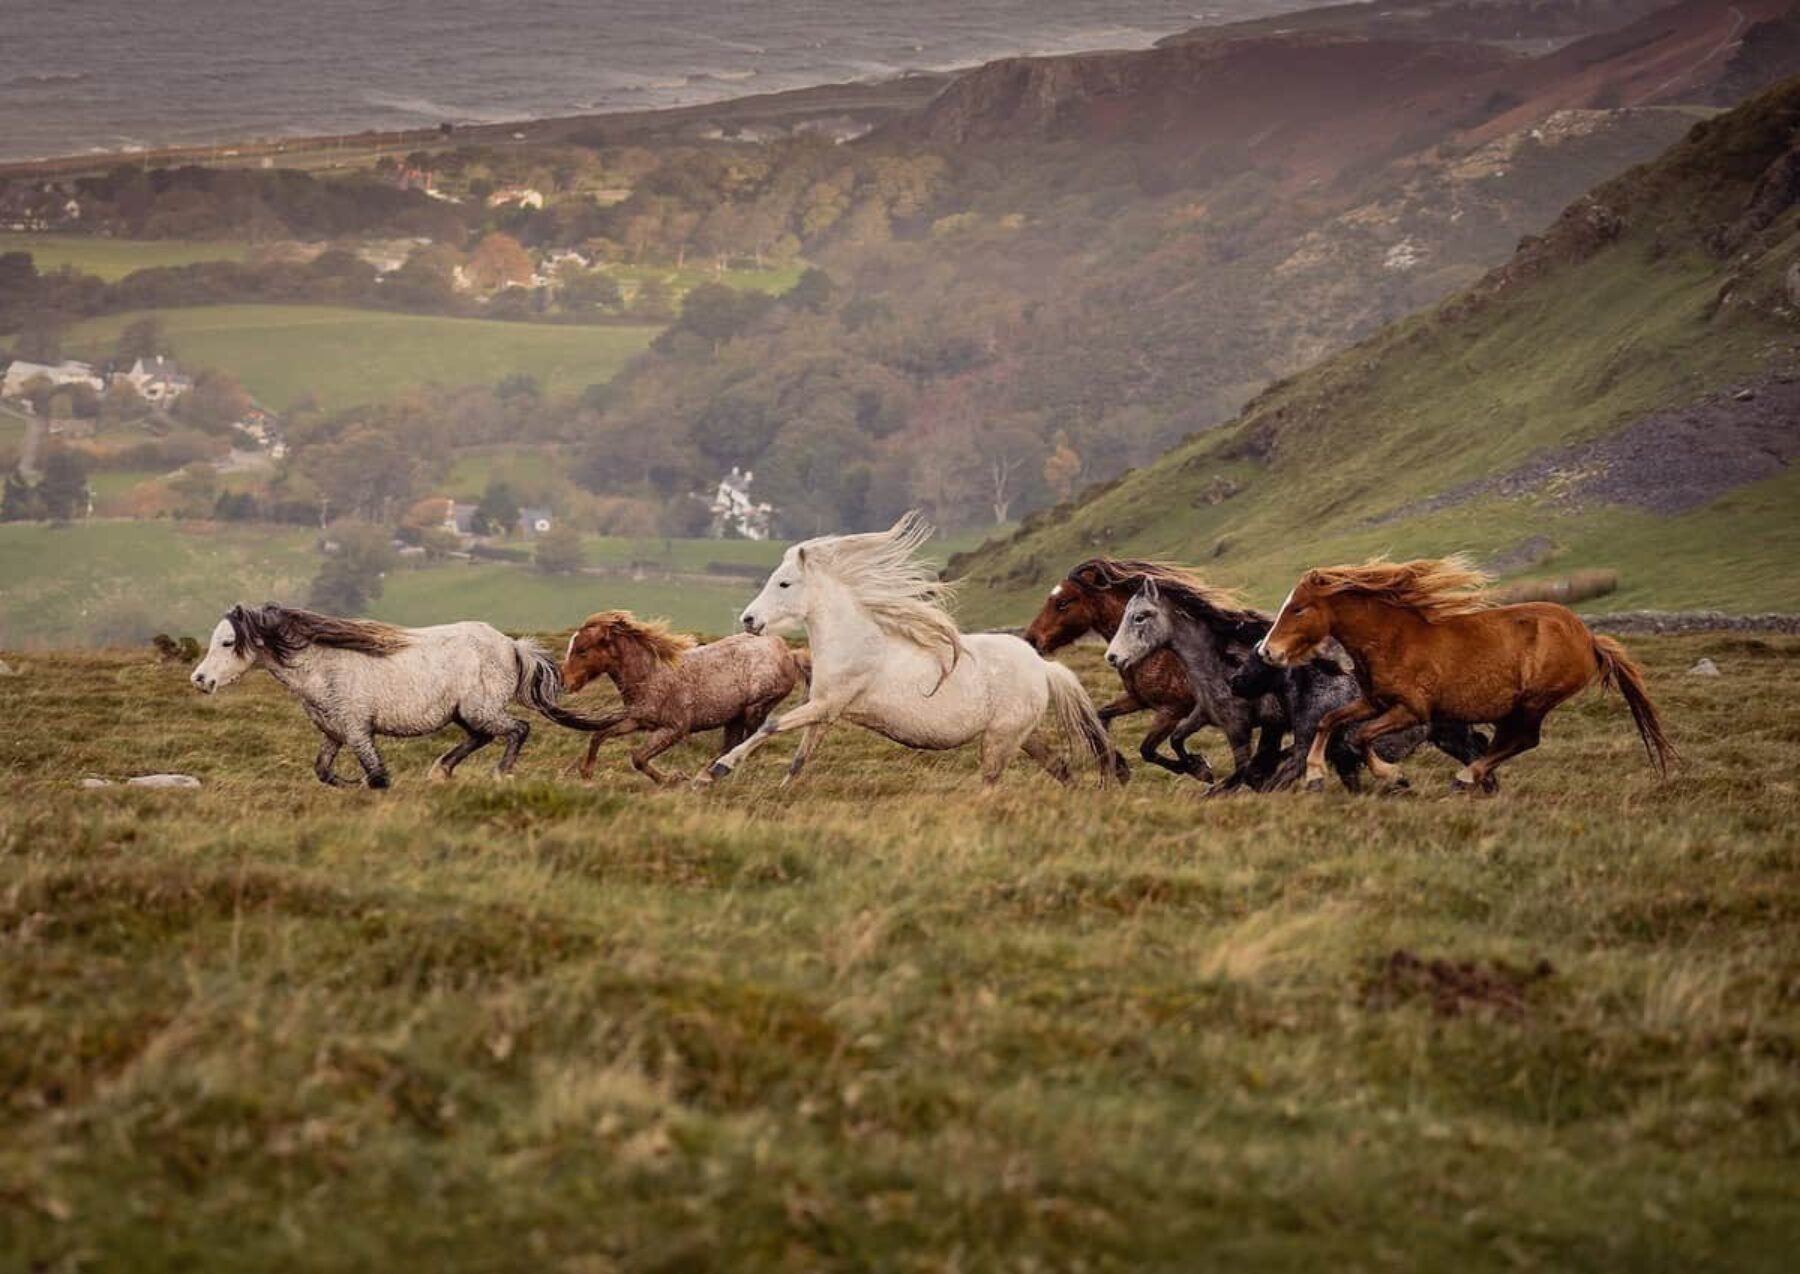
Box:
left=781, top=722, right=831, bottom=789
left=1352, top=704, right=1420, bottom=791
left=493, top=717, right=531, bottom=777
left=429, top=721, right=493, bottom=782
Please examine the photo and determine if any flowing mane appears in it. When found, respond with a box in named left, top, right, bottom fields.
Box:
left=574, top=610, right=696, bottom=665
left=1304, top=555, right=1494, bottom=621
left=1072, top=558, right=1268, bottom=636
left=800, top=511, right=963, bottom=656
left=228, top=604, right=411, bottom=665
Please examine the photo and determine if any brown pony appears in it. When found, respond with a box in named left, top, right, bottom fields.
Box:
left=1022, top=559, right=1215, bottom=779
left=1258, top=556, right=1677, bottom=792
left=560, top=611, right=810, bottom=784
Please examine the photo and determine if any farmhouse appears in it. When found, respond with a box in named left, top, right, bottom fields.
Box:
left=518, top=506, right=553, bottom=537
left=121, top=356, right=192, bottom=405
left=485, top=187, right=545, bottom=210
left=1, top=358, right=105, bottom=399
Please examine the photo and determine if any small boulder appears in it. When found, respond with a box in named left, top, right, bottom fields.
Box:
left=1687, top=658, right=1721, bottom=677
left=1733, top=387, right=1757, bottom=403
left=125, top=773, right=202, bottom=788
left=0, top=659, right=19, bottom=677
left=79, top=777, right=114, bottom=789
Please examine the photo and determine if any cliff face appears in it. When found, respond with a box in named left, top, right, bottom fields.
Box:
left=878, top=35, right=1518, bottom=186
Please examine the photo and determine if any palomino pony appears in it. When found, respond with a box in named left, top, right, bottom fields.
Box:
left=696, top=513, right=1128, bottom=788
left=560, top=611, right=810, bottom=784
left=191, top=603, right=600, bottom=787
left=1023, top=559, right=1213, bottom=779
left=1257, top=557, right=1677, bottom=792
left=1103, top=576, right=1286, bottom=790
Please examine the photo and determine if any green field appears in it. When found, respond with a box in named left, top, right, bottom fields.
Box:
left=0, top=521, right=1014, bottom=648
left=2, top=634, right=1796, bottom=1270
left=0, top=232, right=251, bottom=281
left=48, top=306, right=660, bottom=410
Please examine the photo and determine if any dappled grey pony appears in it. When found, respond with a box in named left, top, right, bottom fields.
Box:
left=191, top=603, right=598, bottom=788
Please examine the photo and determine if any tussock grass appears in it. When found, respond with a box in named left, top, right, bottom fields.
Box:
left=2, top=636, right=1798, bottom=1269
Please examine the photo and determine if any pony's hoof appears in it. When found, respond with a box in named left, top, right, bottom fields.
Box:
left=366, top=773, right=391, bottom=791
left=1380, top=776, right=1411, bottom=796
left=1302, top=776, right=1325, bottom=794
left=426, top=764, right=450, bottom=784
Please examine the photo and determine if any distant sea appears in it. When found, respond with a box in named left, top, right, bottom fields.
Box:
left=0, top=0, right=1302, bottom=163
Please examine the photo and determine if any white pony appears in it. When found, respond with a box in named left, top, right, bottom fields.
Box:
left=694, top=513, right=1127, bottom=788
left=191, top=603, right=597, bottom=788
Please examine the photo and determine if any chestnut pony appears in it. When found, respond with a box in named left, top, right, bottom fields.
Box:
left=560, top=611, right=809, bottom=784
left=1022, top=559, right=1212, bottom=779
left=1258, top=556, right=1676, bottom=792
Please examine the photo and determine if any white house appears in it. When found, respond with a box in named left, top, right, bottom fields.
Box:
left=122, top=356, right=192, bottom=405
left=518, top=506, right=553, bottom=537
left=485, top=187, right=545, bottom=210
left=710, top=467, right=774, bottom=540
left=1, top=359, right=104, bottom=399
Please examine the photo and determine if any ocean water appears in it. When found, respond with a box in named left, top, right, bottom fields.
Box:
left=0, top=0, right=1298, bottom=162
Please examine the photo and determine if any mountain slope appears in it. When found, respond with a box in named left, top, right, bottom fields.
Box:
left=949, top=75, right=1800, bottom=622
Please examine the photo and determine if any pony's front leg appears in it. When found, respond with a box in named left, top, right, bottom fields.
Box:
left=313, top=737, right=356, bottom=788
left=345, top=731, right=391, bottom=790
left=570, top=717, right=639, bottom=780
left=1305, top=699, right=1375, bottom=791
left=1351, top=704, right=1420, bottom=791
left=1096, top=690, right=1143, bottom=727
left=630, top=726, right=689, bottom=785
left=695, top=699, right=836, bottom=787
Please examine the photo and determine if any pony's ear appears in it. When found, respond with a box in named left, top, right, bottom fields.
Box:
left=1071, top=564, right=1103, bottom=590
left=796, top=546, right=808, bottom=569
left=1141, top=577, right=1160, bottom=602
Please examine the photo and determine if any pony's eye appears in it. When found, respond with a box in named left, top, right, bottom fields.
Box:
left=1289, top=605, right=1306, bottom=616
left=778, top=581, right=791, bottom=589
left=221, top=639, right=234, bottom=648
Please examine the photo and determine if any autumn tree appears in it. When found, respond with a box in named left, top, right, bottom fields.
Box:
left=464, top=232, right=534, bottom=292
left=533, top=521, right=585, bottom=574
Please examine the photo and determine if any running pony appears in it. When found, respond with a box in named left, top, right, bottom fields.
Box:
left=1256, top=557, right=1677, bottom=791
left=191, top=603, right=599, bottom=788
left=560, top=611, right=810, bottom=784
left=696, top=513, right=1127, bottom=788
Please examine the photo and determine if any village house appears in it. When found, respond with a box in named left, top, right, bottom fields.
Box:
left=121, top=356, right=192, bottom=405
left=518, top=506, right=553, bottom=537
left=710, top=467, right=774, bottom=540
left=1, top=358, right=105, bottom=399
left=485, top=187, right=545, bottom=210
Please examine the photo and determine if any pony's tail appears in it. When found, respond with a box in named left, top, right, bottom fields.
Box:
left=512, top=639, right=620, bottom=731
left=1592, top=634, right=1679, bottom=778
left=1044, top=661, right=1129, bottom=786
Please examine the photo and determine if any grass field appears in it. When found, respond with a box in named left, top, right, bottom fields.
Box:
left=48, top=306, right=660, bottom=410
left=0, top=522, right=1006, bottom=649
left=1, top=633, right=1796, bottom=1270
left=0, top=232, right=250, bottom=281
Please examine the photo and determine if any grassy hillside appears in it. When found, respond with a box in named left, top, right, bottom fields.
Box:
left=951, top=80, right=1800, bottom=624
left=51, top=306, right=660, bottom=409
left=3, top=635, right=1797, bottom=1270
left=0, top=232, right=250, bottom=280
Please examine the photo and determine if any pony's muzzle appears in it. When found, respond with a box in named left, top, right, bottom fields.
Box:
left=191, top=671, right=216, bottom=694
left=741, top=613, right=764, bottom=636
left=1105, top=650, right=1126, bottom=669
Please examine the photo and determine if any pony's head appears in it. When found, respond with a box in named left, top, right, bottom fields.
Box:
left=191, top=605, right=260, bottom=693
left=1260, top=556, right=1490, bottom=666
left=1105, top=579, right=1176, bottom=672
left=1023, top=561, right=1125, bottom=653
left=191, top=603, right=409, bottom=692
left=562, top=611, right=695, bottom=692
left=741, top=513, right=960, bottom=658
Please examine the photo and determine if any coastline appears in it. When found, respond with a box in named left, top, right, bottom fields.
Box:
left=0, top=71, right=957, bottom=181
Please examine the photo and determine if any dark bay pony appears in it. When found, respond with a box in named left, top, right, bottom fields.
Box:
left=561, top=611, right=810, bottom=784
left=1022, top=559, right=1214, bottom=779
left=1258, top=557, right=1677, bottom=792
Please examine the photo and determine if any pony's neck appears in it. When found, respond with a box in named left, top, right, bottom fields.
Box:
left=803, top=572, right=887, bottom=660
left=1169, top=608, right=1230, bottom=672
left=1089, top=590, right=1131, bottom=638
left=608, top=638, right=674, bottom=703
left=1327, top=593, right=1428, bottom=664
left=259, top=648, right=328, bottom=699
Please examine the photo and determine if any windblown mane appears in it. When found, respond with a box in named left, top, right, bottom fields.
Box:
left=576, top=610, right=696, bottom=665
left=1073, top=558, right=1268, bottom=636
left=801, top=511, right=963, bottom=656
left=1305, top=555, right=1493, bottom=621
left=228, top=603, right=411, bottom=665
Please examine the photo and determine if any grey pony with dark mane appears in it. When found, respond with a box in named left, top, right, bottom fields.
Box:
left=192, top=603, right=605, bottom=788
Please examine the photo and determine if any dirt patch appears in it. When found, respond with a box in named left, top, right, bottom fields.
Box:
left=1362, top=949, right=1555, bottom=1019
left=1374, top=374, right=1800, bottom=523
